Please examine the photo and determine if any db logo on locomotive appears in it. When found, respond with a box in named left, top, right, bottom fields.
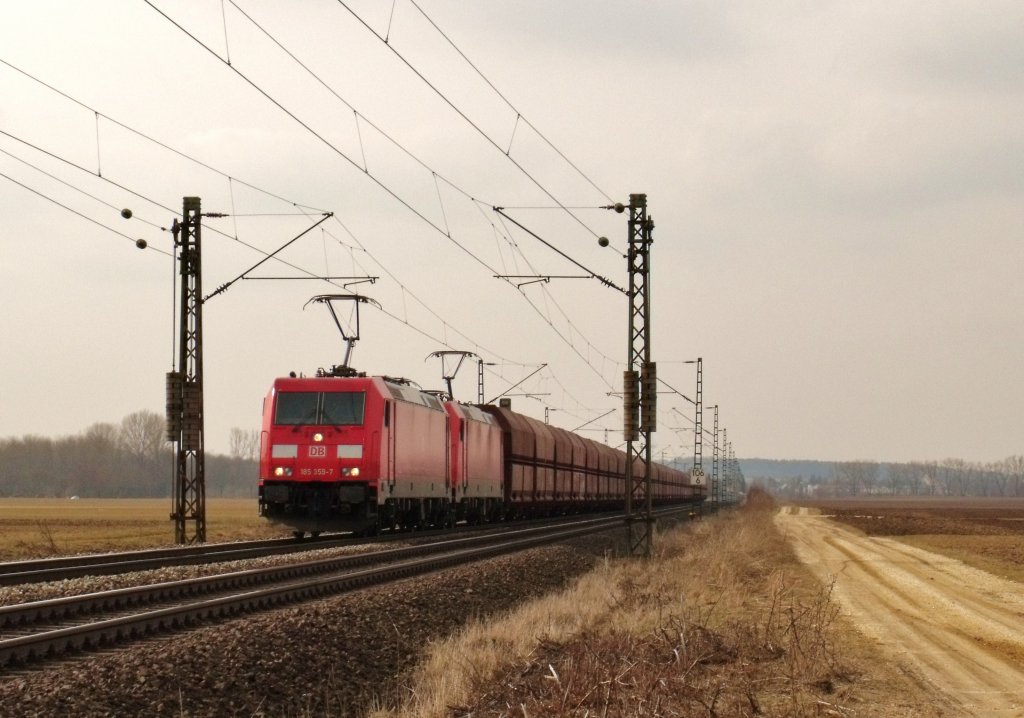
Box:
left=308, top=445, right=327, bottom=458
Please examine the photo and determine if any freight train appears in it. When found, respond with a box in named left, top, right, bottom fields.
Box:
left=258, top=370, right=703, bottom=537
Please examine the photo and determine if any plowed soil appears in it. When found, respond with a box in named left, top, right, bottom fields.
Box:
left=807, top=497, right=1024, bottom=538
left=777, top=506, right=1024, bottom=717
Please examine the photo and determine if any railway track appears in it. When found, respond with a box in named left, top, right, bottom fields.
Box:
left=0, top=511, right=677, bottom=670
left=0, top=507, right=693, bottom=586
left=0, top=535, right=348, bottom=586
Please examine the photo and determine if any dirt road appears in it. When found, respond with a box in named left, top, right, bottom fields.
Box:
left=776, top=507, right=1024, bottom=717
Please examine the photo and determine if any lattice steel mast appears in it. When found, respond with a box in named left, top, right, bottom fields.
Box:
left=693, top=357, right=703, bottom=483
left=167, top=196, right=206, bottom=544
left=624, top=193, right=656, bottom=557
left=722, top=429, right=729, bottom=504
left=710, top=405, right=720, bottom=507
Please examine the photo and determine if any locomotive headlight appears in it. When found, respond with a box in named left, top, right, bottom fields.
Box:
left=350, top=467, right=360, bottom=477
left=274, top=467, right=285, bottom=477
left=313, top=433, right=324, bottom=443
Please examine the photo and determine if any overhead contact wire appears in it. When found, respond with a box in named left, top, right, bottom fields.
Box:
left=223, top=0, right=483, bottom=208
left=3, top=49, right=512, bottom=360
left=0, top=54, right=537, bottom=379
left=338, top=0, right=613, bottom=236
left=148, top=2, right=613, bottom=385
left=168, top=4, right=621, bottom=387
left=406, top=0, right=612, bottom=202
left=0, top=128, right=336, bottom=284
left=144, top=0, right=502, bottom=280
left=0, top=170, right=172, bottom=257
left=0, top=58, right=326, bottom=213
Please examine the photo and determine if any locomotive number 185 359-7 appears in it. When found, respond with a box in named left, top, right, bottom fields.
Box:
left=299, top=468, right=332, bottom=476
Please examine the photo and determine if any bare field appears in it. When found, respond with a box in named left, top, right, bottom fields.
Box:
left=0, top=498, right=287, bottom=560
left=801, top=496, right=1024, bottom=511
left=796, top=497, right=1024, bottom=582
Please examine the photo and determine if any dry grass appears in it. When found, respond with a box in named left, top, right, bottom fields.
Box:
left=0, top=498, right=287, bottom=560
left=365, top=491, right=932, bottom=718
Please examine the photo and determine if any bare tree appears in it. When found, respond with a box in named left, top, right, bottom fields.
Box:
left=980, top=461, right=1006, bottom=496
left=832, top=461, right=879, bottom=496
left=885, top=463, right=907, bottom=495
left=76, top=423, right=123, bottom=496
left=1004, top=455, right=1024, bottom=497
left=229, top=428, right=260, bottom=461
left=119, top=411, right=167, bottom=462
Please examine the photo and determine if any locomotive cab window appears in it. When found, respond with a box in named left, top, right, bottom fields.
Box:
left=274, top=391, right=366, bottom=426
left=322, top=392, right=365, bottom=425
left=275, top=392, right=320, bottom=425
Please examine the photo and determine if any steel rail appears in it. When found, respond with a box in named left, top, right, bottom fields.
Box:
left=0, top=514, right=621, bottom=631
left=0, top=519, right=536, bottom=586
left=0, top=536, right=348, bottom=586
left=0, top=512, right=662, bottom=668
left=0, top=505, right=696, bottom=586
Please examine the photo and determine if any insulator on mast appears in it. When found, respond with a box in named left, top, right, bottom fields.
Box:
left=623, top=370, right=639, bottom=441
left=641, top=362, right=657, bottom=432
left=165, top=371, right=183, bottom=442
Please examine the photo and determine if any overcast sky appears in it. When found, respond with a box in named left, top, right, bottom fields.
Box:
left=1, top=1, right=1021, bottom=464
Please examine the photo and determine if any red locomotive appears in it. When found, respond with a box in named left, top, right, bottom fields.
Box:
left=259, top=371, right=703, bottom=537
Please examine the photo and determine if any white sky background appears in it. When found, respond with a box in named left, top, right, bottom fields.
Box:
left=0, top=0, right=1021, bottom=464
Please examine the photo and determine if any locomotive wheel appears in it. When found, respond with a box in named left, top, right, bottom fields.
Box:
left=293, top=530, right=305, bottom=540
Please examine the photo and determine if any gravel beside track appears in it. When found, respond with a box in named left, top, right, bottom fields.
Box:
left=0, top=533, right=616, bottom=716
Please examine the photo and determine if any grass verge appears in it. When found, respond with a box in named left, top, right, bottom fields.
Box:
left=367, top=491, right=943, bottom=717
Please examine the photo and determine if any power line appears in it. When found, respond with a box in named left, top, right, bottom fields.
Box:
left=0, top=169, right=172, bottom=257
left=204, top=213, right=334, bottom=302
left=144, top=0, right=503, bottom=282
left=145, top=2, right=624, bottom=392
left=0, top=59, right=542, bottom=378
left=404, top=0, right=613, bottom=204
left=0, top=58, right=511, bottom=361
left=2, top=75, right=606, bottom=419
left=493, top=207, right=624, bottom=293
left=224, top=0, right=480, bottom=206
left=5, top=15, right=627, bottom=418
left=0, top=58, right=328, bottom=214
left=322, top=213, right=610, bottom=402
left=334, top=0, right=613, bottom=241
left=0, top=120, right=514, bottom=372
left=221, top=0, right=630, bottom=352
left=488, top=204, right=622, bottom=386
left=0, top=145, right=166, bottom=234
left=0, top=127, right=349, bottom=287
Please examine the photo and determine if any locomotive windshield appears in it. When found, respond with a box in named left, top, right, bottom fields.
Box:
left=322, top=392, right=365, bottom=425
left=275, top=391, right=366, bottom=426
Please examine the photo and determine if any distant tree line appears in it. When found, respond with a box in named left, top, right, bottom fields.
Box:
left=753, top=457, right=1024, bottom=499
left=0, top=411, right=261, bottom=499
